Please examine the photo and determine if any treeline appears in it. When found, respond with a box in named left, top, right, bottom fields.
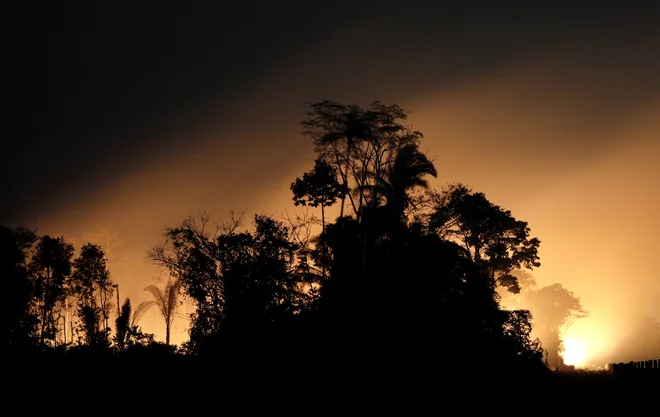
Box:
left=2, top=101, right=588, bottom=380
left=0, top=227, right=165, bottom=359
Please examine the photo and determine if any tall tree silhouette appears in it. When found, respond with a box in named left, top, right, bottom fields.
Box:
left=114, top=298, right=132, bottom=349
left=150, top=213, right=307, bottom=351
left=302, top=101, right=368, bottom=218
left=140, top=99, right=552, bottom=379
left=362, top=143, right=437, bottom=226
left=291, top=158, right=348, bottom=280
left=524, top=283, right=587, bottom=367
left=381, top=144, right=437, bottom=221
left=1, top=226, right=38, bottom=349
left=301, top=100, right=418, bottom=222
left=354, top=143, right=437, bottom=267
left=29, top=235, right=74, bottom=345
left=301, top=100, right=423, bottom=270
left=137, top=278, right=181, bottom=345
left=150, top=213, right=225, bottom=345
left=428, top=183, right=540, bottom=294
left=70, top=243, right=113, bottom=345
left=219, top=215, right=302, bottom=331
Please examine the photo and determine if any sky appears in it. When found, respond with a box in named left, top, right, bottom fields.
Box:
left=4, top=1, right=660, bottom=359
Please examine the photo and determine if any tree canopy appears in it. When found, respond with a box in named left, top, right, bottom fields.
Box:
left=1, top=100, right=602, bottom=390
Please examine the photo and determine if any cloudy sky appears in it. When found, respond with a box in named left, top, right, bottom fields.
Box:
left=5, top=1, right=660, bottom=357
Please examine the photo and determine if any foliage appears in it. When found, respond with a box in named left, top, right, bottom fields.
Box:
left=291, top=158, right=348, bottom=214
left=301, top=100, right=422, bottom=222
left=70, top=243, right=114, bottom=345
left=525, top=283, right=588, bottom=367
left=113, top=297, right=154, bottom=349
left=5, top=100, right=583, bottom=383
left=375, top=143, right=437, bottom=221
left=428, top=183, right=541, bottom=294
left=0, top=225, right=39, bottom=349
left=114, top=297, right=131, bottom=349
left=135, top=278, right=181, bottom=345
left=526, top=284, right=588, bottom=336
left=150, top=213, right=308, bottom=351
left=29, top=235, right=75, bottom=345
left=359, top=142, right=437, bottom=235
left=291, top=157, right=351, bottom=282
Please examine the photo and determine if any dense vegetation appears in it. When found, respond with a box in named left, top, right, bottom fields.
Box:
left=7, top=101, right=655, bottom=399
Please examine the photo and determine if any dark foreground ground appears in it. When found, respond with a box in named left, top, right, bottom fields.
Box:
left=554, top=369, right=659, bottom=393
left=4, top=354, right=658, bottom=413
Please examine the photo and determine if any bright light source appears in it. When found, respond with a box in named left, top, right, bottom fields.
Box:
left=562, top=337, right=587, bottom=367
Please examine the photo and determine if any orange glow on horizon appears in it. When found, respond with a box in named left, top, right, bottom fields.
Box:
left=17, top=60, right=660, bottom=354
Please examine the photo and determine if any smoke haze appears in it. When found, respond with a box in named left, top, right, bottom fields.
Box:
left=5, top=2, right=659, bottom=357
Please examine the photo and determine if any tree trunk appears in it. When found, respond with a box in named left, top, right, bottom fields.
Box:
left=361, top=161, right=383, bottom=268
left=321, top=203, right=326, bottom=279
left=321, top=203, right=325, bottom=234
left=340, top=138, right=353, bottom=218
left=103, top=290, right=108, bottom=332
left=40, top=267, right=52, bottom=345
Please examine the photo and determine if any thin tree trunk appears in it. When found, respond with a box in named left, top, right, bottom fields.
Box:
left=361, top=161, right=383, bottom=268
left=340, top=138, right=353, bottom=218
left=321, top=203, right=326, bottom=279
left=331, top=141, right=358, bottom=218
left=63, top=296, right=69, bottom=344
left=103, top=290, right=108, bottom=332
left=40, top=267, right=52, bottom=345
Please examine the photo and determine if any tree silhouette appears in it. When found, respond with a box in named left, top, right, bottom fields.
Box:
left=149, top=213, right=225, bottom=345
left=302, top=101, right=368, bottom=218
left=1, top=226, right=39, bottom=350
left=301, top=100, right=426, bottom=270
left=114, top=297, right=152, bottom=349
left=301, top=100, right=419, bottom=222
left=29, top=235, right=74, bottom=345
left=136, top=278, right=181, bottom=345
left=292, top=158, right=348, bottom=279
left=524, top=283, right=587, bottom=367
left=428, top=183, right=540, bottom=294
left=70, top=243, right=113, bottom=345
left=4, top=99, right=568, bottom=389
left=380, top=143, right=437, bottom=222
left=114, top=298, right=132, bottom=349
left=150, top=213, right=310, bottom=352
left=361, top=143, right=437, bottom=227
left=291, top=157, right=348, bottom=233
left=218, top=215, right=303, bottom=337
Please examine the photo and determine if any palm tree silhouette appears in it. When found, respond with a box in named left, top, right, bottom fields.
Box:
left=136, top=278, right=182, bottom=345
left=382, top=143, right=437, bottom=221
left=363, top=143, right=437, bottom=225
left=115, top=297, right=152, bottom=348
